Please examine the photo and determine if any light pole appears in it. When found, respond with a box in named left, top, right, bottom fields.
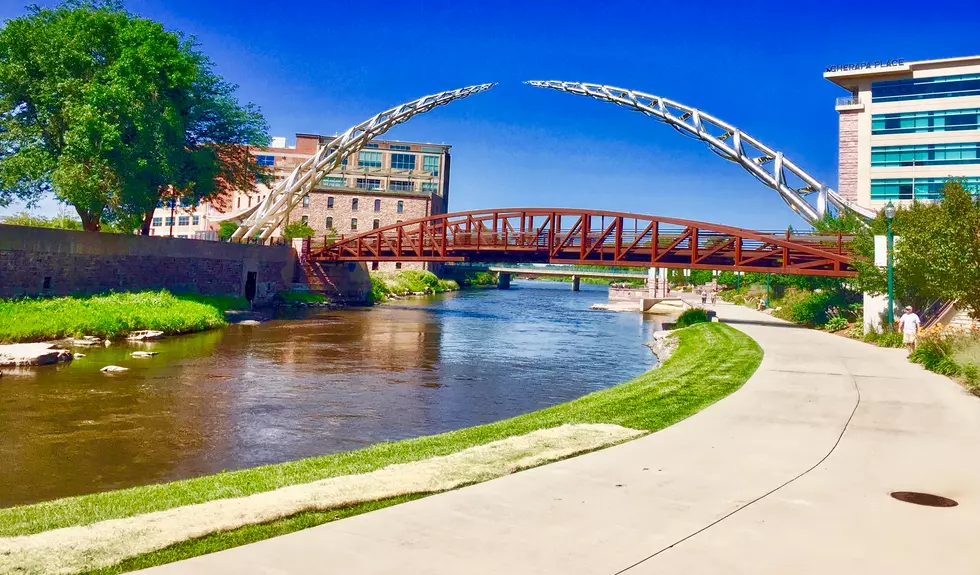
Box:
left=884, top=201, right=897, bottom=331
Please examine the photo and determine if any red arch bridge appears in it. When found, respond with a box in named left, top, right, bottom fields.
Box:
left=309, top=209, right=857, bottom=278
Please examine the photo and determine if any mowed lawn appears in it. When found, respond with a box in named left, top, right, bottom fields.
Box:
left=0, top=321, right=763, bottom=574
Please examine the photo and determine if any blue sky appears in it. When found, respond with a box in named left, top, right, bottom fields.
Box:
left=2, top=0, right=979, bottom=229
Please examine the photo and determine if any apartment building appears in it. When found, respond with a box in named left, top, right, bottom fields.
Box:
left=146, top=200, right=219, bottom=239
left=826, top=55, right=980, bottom=210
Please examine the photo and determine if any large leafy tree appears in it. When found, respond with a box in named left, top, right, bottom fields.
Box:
left=851, top=180, right=980, bottom=319
left=0, top=1, right=268, bottom=232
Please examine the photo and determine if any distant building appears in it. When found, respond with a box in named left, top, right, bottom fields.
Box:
left=147, top=200, right=221, bottom=239
left=232, top=133, right=452, bottom=270
left=826, top=55, right=980, bottom=210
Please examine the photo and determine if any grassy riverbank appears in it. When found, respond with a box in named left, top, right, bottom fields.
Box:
left=0, top=291, right=247, bottom=343
left=0, top=322, right=762, bottom=573
left=370, top=270, right=459, bottom=303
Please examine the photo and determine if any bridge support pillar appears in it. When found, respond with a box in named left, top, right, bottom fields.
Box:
left=497, top=272, right=511, bottom=290
left=572, top=275, right=580, bottom=292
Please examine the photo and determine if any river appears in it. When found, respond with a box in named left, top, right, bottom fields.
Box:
left=0, top=281, right=669, bottom=507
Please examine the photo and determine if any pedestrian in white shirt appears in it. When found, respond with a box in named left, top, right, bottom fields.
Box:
left=898, top=305, right=921, bottom=354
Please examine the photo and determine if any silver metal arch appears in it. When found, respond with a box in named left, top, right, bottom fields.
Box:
left=527, top=80, right=876, bottom=225
left=230, top=83, right=496, bottom=241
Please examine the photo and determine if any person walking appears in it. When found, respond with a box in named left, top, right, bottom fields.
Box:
left=701, top=289, right=708, bottom=305
left=898, top=305, right=921, bottom=354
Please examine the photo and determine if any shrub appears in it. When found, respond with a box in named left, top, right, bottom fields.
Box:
left=675, top=308, right=710, bottom=328
left=369, top=276, right=389, bottom=304
left=825, top=316, right=848, bottom=332
left=962, top=364, right=980, bottom=391
left=282, top=221, right=315, bottom=241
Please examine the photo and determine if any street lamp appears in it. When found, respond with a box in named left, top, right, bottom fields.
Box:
left=884, top=201, right=897, bottom=331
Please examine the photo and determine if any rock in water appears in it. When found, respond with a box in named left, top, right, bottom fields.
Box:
left=131, top=351, right=158, bottom=358
left=238, top=320, right=261, bottom=326
left=74, top=353, right=86, bottom=358
left=100, top=365, right=128, bottom=373
left=0, top=343, right=73, bottom=367
left=127, top=330, right=164, bottom=341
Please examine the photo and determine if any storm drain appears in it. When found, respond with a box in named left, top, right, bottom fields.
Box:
left=889, top=491, right=958, bottom=508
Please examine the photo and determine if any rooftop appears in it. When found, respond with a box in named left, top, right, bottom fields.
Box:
left=824, top=54, right=980, bottom=90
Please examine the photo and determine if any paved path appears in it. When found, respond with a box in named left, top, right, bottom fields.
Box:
left=142, top=304, right=980, bottom=574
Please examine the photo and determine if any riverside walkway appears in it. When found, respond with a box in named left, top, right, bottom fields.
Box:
left=142, top=303, right=980, bottom=574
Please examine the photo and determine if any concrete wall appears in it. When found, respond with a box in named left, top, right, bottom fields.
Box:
left=0, top=225, right=294, bottom=303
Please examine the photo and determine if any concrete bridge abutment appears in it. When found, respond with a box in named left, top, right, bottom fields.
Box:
left=497, top=272, right=511, bottom=289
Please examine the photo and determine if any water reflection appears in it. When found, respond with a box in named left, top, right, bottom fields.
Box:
left=0, top=281, right=666, bottom=507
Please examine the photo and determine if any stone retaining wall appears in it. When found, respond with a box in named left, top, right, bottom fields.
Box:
left=0, top=225, right=294, bottom=303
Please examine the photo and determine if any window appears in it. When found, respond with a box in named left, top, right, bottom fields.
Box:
left=192, top=216, right=200, bottom=226
left=356, top=178, right=382, bottom=190
left=371, top=262, right=379, bottom=270
left=301, top=215, right=309, bottom=224
left=397, top=201, right=404, bottom=213
left=373, top=219, right=380, bottom=229
left=374, top=199, right=381, bottom=212
left=351, top=218, right=358, bottom=230
left=327, top=196, right=334, bottom=208
left=421, top=146, right=442, bottom=154
left=872, top=73, right=980, bottom=103
left=870, top=142, right=980, bottom=167
left=390, top=144, right=410, bottom=151
left=152, top=217, right=162, bottom=227
left=248, top=196, right=252, bottom=207
left=351, top=198, right=359, bottom=211
left=390, top=180, right=413, bottom=192
left=322, top=176, right=346, bottom=188
left=256, top=155, right=276, bottom=166
left=421, top=182, right=439, bottom=193
left=177, top=235, right=187, bottom=239
left=178, top=216, right=190, bottom=226
left=325, top=217, right=333, bottom=229
left=395, top=262, right=402, bottom=270
left=237, top=197, right=241, bottom=208
left=871, top=177, right=980, bottom=201
left=157, top=198, right=176, bottom=209
left=358, top=151, right=382, bottom=167
left=423, top=155, right=439, bottom=175
left=165, top=217, right=175, bottom=226
left=872, top=108, right=980, bottom=135
left=364, top=143, right=379, bottom=149
left=302, top=194, right=310, bottom=207
left=390, top=153, right=416, bottom=170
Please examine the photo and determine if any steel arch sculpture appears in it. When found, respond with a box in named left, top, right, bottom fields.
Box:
left=311, top=208, right=857, bottom=277
left=227, top=83, right=495, bottom=242
left=527, top=81, right=876, bottom=225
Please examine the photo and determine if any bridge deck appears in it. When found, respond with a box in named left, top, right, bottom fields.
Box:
left=489, top=267, right=647, bottom=280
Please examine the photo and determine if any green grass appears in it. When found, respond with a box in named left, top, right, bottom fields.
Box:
left=274, top=291, right=330, bottom=305
left=0, top=291, right=248, bottom=343
left=371, top=270, right=459, bottom=302
left=0, top=322, right=761, bottom=539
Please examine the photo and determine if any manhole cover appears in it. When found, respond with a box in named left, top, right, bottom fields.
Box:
left=890, top=491, right=958, bottom=507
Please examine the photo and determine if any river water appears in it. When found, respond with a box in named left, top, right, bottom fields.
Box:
left=0, top=281, right=667, bottom=507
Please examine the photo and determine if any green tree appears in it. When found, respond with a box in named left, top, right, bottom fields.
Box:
left=0, top=1, right=269, bottom=232
left=852, top=179, right=980, bottom=319
left=282, top=221, right=315, bottom=241
left=1, top=209, right=82, bottom=230
left=218, top=221, right=238, bottom=241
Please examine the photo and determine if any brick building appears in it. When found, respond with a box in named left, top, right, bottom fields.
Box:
left=233, top=133, right=451, bottom=270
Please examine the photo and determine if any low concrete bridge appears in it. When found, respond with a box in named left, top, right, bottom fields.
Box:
left=489, top=266, right=648, bottom=291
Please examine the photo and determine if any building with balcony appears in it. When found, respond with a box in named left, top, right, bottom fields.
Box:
left=826, top=55, right=980, bottom=210
left=233, top=133, right=452, bottom=270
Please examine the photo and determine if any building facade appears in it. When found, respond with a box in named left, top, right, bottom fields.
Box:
left=147, top=200, right=220, bottom=239
left=827, top=55, right=980, bottom=211
left=232, top=133, right=451, bottom=270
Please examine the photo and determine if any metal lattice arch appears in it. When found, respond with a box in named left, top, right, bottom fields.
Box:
left=226, top=83, right=495, bottom=242
left=527, top=81, right=876, bottom=225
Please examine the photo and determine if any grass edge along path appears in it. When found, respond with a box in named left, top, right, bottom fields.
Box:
left=1, top=323, right=762, bottom=559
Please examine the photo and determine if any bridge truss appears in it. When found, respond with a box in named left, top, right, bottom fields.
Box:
left=527, top=81, right=876, bottom=225
left=227, top=83, right=495, bottom=242
left=312, top=209, right=856, bottom=277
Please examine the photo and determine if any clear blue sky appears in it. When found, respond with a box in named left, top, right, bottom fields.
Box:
left=2, top=0, right=979, bottom=229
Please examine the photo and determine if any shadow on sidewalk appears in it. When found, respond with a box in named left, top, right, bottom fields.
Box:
left=721, top=318, right=810, bottom=330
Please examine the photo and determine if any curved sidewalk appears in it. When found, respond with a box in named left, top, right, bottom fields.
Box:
left=141, top=303, right=980, bottom=574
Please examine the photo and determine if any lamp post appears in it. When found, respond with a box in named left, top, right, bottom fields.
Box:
left=884, top=201, right=897, bottom=331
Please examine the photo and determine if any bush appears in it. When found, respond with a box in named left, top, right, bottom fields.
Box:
left=675, top=308, right=710, bottom=328
left=962, top=364, right=980, bottom=391
left=369, top=276, right=390, bottom=304
left=825, top=316, right=848, bottom=332
left=282, top=221, right=315, bottom=241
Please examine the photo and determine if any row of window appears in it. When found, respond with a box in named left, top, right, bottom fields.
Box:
left=870, top=177, right=980, bottom=201
left=870, top=142, right=980, bottom=167
left=302, top=215, right=404, bottom=232
left=872, top=73, right=980, bottom=103
left=319, top=176, right=439, bottom=193
left=152, top=216, right=200, bottom=227
left=356, top=151, right=440, bottom=174
left=872, top=108, right=980, bottom=135
left=315, top=196, right=405, bottom=213
left=155, top=198, right=196, bottom=209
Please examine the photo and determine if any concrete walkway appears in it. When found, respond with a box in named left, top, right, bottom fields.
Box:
left=141, top=303, right=980, bottom=574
